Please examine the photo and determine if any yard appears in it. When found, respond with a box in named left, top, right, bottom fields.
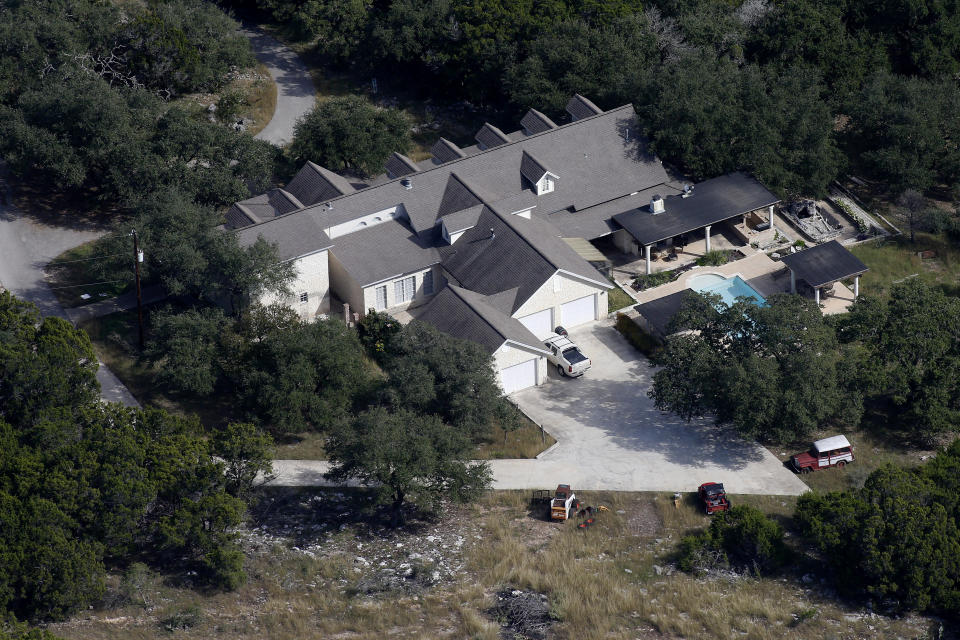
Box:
left=849, top=232, right=960, bottom=297
left=48, top=489, right=940, bottom=640
left=46, top=240, right=131, bottom=308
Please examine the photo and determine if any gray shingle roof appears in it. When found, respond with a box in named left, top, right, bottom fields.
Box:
left=520, top=108, right=557, bottom=135
left=232, top=101, right=669, bottom=257
left=566, top=94, right=603, bottom=120
left=330, top=219, right=440, bottom=287
left=440, top=204, right=483, bottom=234
left=284, top=161, right=355, bottom=207
left=437, top=173, right=485, bottom=217
left=613, top=172, right=780, bottom=246
left=780, top=240, right=869, bottom=288
left=430, top=137, right=466, bottom=164
left=414, top=285, right=547, bottom=354
left=439, top=206, right=609, bottom=313
left=520, top=150, right=552, bottom=185
left=225, top=189, right=303, bottom=229
left=385, top=152, right=420, bottom=178
left=236, top=212, right=333, bottom=261
left=475, top=122, right=511, bottom=149
left=541, top=184, right=682, bottom=239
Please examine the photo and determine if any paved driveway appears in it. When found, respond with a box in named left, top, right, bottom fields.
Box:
left=509, top=319, right=808, bottom=495
left=245, top=27, right=316, bottom=146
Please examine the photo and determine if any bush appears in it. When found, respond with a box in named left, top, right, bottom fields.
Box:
left=614, top=313, right=661, bottom=357
left=696, top=250, right=731, bottom=266
left=631, top=270, right=674, bottom=290
left=677, top=506, right=787, bottom=576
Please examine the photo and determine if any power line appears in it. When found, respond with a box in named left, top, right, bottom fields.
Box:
left=47, top=279, right=129, bottom=291
left=49, top=252, right=128, bottom=265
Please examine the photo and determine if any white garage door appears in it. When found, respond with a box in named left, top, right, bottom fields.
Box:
left=500, top=359, right=537, bottom=394
left=518, top=308, right=553, bottom=338
left=561, top=294, right=596, bottom=328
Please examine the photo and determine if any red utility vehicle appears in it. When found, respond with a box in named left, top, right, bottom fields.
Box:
left=697, top=482, right=731, bottom=515
left=791, top=435, right=854, bottom=473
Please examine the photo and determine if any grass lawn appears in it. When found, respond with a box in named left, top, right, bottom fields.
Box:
left=849, top=232, right=960, bottom=297
left=47, top=240, right=131, bottom=308
left=606, top=282, right=635, bottom=314
left=275, top=415, right=555, bottom=461
left=49, top=489, right=937, bottom=640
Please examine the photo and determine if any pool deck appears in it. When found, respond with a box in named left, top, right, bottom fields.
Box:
left=626, top=252, right=857, bottom=334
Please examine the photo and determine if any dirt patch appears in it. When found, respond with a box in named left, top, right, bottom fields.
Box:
left=626, top=498, right=663, bottom=537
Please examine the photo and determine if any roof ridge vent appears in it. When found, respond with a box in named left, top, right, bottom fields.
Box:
left=401, top=178, right=413, bottom=190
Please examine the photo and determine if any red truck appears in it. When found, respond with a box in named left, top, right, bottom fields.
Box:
left=791, top=435, right=854, bottom=473
left=697, top=482, right=731, bottom=515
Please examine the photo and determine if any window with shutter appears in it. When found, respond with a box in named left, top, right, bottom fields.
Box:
left=375, top=285, right=387, bottom=310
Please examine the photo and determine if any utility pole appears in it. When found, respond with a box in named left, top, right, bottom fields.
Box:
left=132, top=230, right=144, bottom=349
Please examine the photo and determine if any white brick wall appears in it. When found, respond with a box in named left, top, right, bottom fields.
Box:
left=362, top=264, right=442, bottom=315
left=257, top=249, right=330, bottom=320
left=513, top=272, right=607, bottom=327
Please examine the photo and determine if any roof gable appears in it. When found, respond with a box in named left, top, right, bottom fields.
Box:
left=520, top=108, right=557, bottom=135
left=414, top=285, right=546, bottom=354
left=430, top=137, right=466, bottom=164
left=385, top=152, right=420, bottom=178
left=566, top=94, right=603, bottom=120
left=520, top=150, right=553, bottom=185
left=475, top=122, right=511, bottom=149
left=284, top=161, right=355, bottom=207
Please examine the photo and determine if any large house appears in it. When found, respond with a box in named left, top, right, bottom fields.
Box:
left=227, top=95, right=778, bottom=394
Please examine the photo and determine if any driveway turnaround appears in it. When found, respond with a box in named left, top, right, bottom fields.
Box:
left=269, top=319, right=808, bottom=495
left=509, top=320, right=807, bottom=495
left=245, top=27, right=316, bottom=146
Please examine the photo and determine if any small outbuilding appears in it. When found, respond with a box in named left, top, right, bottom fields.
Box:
left=780, top=240, right=868, bottom=305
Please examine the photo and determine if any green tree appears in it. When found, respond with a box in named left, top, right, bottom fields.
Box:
left=0, top=292, right=99, bottom=428
left=325, top=407, right=491, bottom=526
left=290, top=96, right=411, bottom=177
left=504, top=16, right=655, bottom=115
left=651, top=293, right=858, bottom=442
left=240, top=317, right=368, bottom=434
left=677, top=505, right=787, bottom=575
left=212, top=422, right=274, bottom=499
left=144, top=305, right=233, bottom=395
left=382, top=321, right=519, bottom=441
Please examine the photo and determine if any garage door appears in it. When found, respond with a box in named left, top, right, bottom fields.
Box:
left=518, top=308, right=553, bottom=338
left=500, top=359, right=537, bottom=394
left=561, top=294, right=596, bottom=328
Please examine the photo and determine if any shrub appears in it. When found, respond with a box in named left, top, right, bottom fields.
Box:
left=677, top=506, right=787, bottom=576
left=631, top=270, right=674, bottom=290
left=696, top=250, right=731, bottom=266
left=615, top=313, right=661, bottom=357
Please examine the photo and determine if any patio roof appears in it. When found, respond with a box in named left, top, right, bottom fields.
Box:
left=780, top=240, right=868, bottom=288
left=612, top=172, right=780, bottom=246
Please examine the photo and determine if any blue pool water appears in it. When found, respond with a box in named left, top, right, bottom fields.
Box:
left=688, top=274, right=767, bottom=307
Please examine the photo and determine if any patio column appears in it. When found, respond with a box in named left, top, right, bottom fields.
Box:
left=644, top=244, right=652, bottom=275
left=854, top=275, right=860, bottom=298
left=790, top=270, right=796, bottom=294
left=815, top=287, right=821, bottom=305
left=704, top=225, right=712, bottom=253
left=768, top=205, right=774, bottom=227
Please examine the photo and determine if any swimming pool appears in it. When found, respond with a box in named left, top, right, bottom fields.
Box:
left=688, top=273, right=767, bottom=307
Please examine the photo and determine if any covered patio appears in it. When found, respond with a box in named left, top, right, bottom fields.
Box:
left=780, top=240, right=868, bottom=309
left=612, top=172, right=781, bottom=275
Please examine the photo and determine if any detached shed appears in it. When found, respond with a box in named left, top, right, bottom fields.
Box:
left=780, top=240, right=868, bottom=305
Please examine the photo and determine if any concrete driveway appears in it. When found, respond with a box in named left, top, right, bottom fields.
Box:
left=245, top=27, right=316, bottom=146
left=509, top=319, right=808, bottom=495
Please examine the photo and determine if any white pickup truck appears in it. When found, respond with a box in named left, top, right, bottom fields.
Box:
left=543, top=333, right=591, bottom=377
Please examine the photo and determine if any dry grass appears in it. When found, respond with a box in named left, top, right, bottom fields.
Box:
left=49, top=490, right=939, bottom=640
left=241, top=63, right=279, bottom=137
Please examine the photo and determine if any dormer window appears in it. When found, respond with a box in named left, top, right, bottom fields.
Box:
left=539, top=175, right=555, bottom=195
